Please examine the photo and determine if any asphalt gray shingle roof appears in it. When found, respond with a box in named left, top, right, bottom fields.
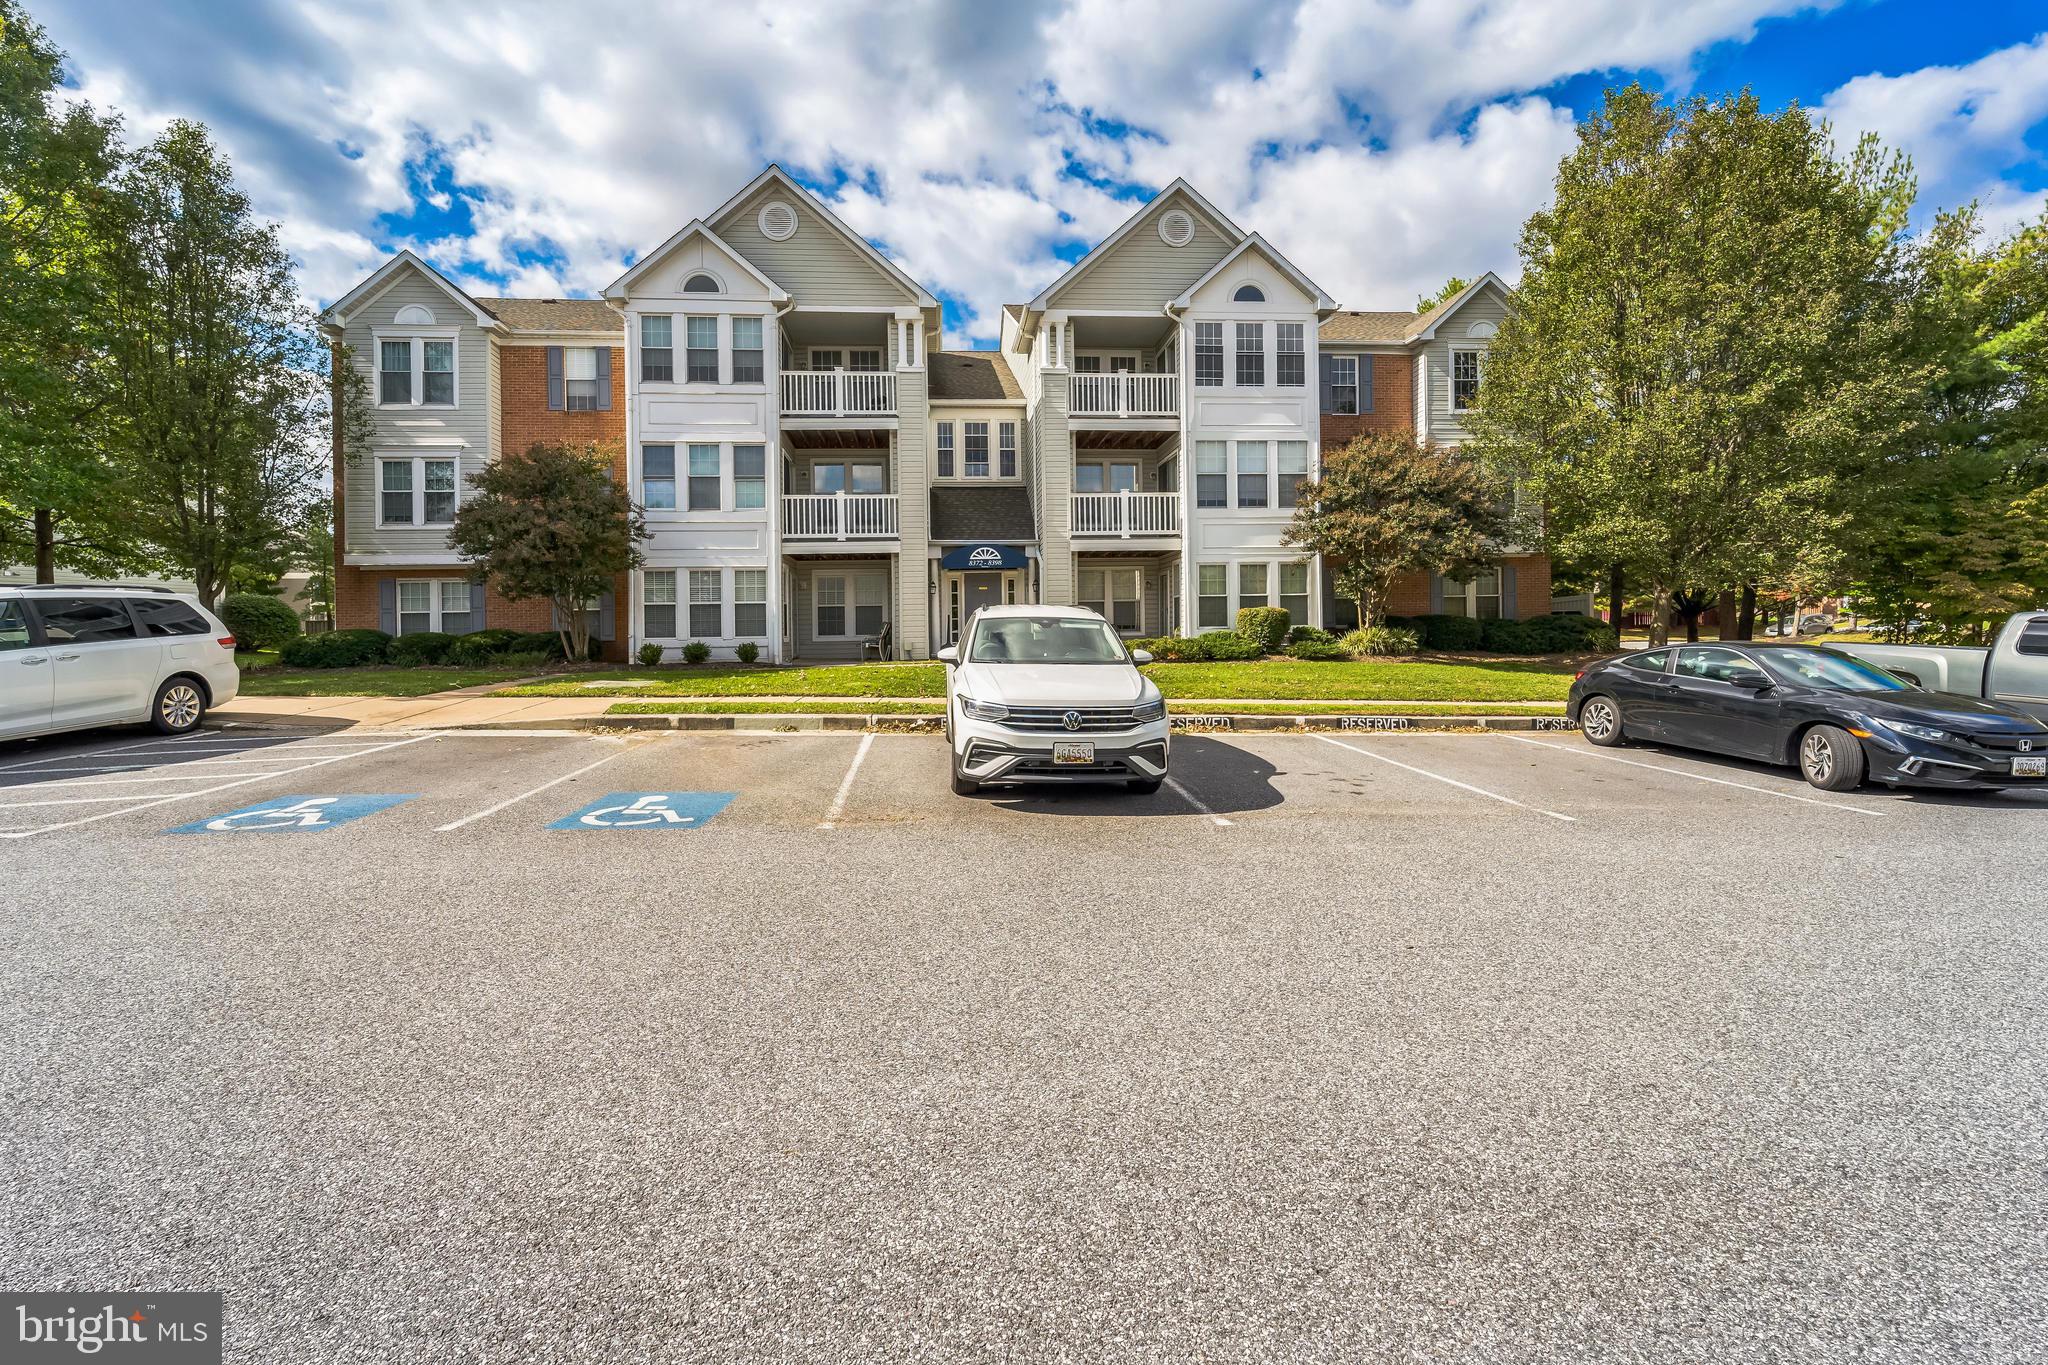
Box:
left=929, top=351, right=1023, bottom=401
left=929, top=485, right=1036, bottom=542
left=1319, top=310, right=1423, bottom=344
left=475, top=297, right=623, bottom=333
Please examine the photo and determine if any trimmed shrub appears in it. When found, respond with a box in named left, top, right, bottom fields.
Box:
left=509, top=630, right=568, bottom=661
left=1235, top=606, right=1291, bottom=652
left=1416, top=613, right=1485, bottom=650
left=1287, top=625, right=1335, bottom=645
left=445, top=628, right=525, bottom=666
left=387, top=632, right=455, bottom=667
left=1196, top=631, right=1265, bottom=661
left=1479, top=618, right=1539, bottom=654
left=220, top=593, right=301, bottom=652
left=278, top=628, right=390, bottom=668
left=1125, top=636, right=1199, bottom=662
left=637, top=642, right=664, bottom=666
left=1285, top=639, right=1349, bottom=661
left=1477, top=613, right=1620, bottom=655
left=1340, top=625, right=1421, bottom=658
left=493, top=650, right=551, bottom=670
left=681, top=640, right=711, bottom=664
left=735, top=641, right=760, bottom=664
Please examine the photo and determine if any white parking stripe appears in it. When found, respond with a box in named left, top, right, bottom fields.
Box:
left=1314, top=733, right=1578, bottom=823
left=817, top=733, right=875, bottom=830
left=0, top=772, right=261, bottom=792
left=1162, top=774, right=1234, bottom=827
left=0, top=794, right=181, bottom=808
left=0, top=734, right=437, bottom=839
left=433, top=744, right=638, bottom=832
left=1502, top=735, right=1888, bottom=816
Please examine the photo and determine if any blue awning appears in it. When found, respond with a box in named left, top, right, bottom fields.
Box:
left=940, top=544, right=1029, bottom=571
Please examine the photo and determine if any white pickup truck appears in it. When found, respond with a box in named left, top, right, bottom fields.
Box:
left=1831, top=612, right=2048, bottom=722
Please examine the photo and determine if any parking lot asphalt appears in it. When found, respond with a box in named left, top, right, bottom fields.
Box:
left=3, top=725, right=2045, bottom=1363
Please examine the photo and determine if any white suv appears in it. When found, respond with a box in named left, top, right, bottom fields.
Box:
left=938, top=605, right=1169, bottom=795
left=0, top=586, right=241, bottom=741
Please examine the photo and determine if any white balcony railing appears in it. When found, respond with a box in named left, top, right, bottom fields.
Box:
left=782, top=492, right=900, bottom=540
left=1070, top=372, right=1179, bottom=418
left=1071, top=491, right=1181, bottom=538
left=780, top=370, right=897, bottom=418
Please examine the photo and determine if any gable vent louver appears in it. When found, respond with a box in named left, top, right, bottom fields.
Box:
left=1157, top=209, right=1195, bottom=247
left=758, top=200, right=798, bottom=241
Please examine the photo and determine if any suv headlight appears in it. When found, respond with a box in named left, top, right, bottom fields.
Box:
left=1870, top=716, right=1949, bottom=743
left=957, top=694, right=1009, bottom=722
left=1133, top=697, right=1166, bottom=723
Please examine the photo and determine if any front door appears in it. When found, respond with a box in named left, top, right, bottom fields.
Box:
left=963, top=573, right=1001, bottom=629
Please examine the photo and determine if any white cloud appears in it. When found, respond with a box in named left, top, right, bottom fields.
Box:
left=37, top=0, right=2041, bottom=349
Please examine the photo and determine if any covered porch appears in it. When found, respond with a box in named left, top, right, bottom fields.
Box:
left=781, top=551, right=900, bottom=661
left=1074, top=549, right=1180, bottom=638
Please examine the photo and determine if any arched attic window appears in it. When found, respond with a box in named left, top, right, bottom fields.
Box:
left=393, top=303, right=436, bottom=325
left=1232, top=283, right=1265, bottom=303
left=682, top=272, right=722, bottom=294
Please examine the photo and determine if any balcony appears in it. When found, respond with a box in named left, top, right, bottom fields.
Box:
left=780, top=370, right=897, bottom=419
left=782, top=492, right=900, bottom=541
left=1070, top=372, right=1179, bottom=419
left=1071, top=491, right=1180, bottom=539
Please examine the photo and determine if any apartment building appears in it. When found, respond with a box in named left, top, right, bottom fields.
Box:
left=319, top=167, right=1550, bottom=662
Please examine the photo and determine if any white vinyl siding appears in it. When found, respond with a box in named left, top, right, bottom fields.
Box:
left=712, top=183, right=917, bottom=308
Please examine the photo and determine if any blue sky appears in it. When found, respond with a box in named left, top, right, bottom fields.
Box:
left=34, top=0, right=2048, bottom=348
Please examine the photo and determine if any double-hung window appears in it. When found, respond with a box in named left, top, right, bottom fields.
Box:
left=1452, top=349, right=1482, bottom=410
left=396, top=579, right=472, bottom=635
left=1442, top=568, right=1502, bottom=618
left=686, top=317, right=719, bottom=382
left=379, top=341, right=412, bottom=404
left=379, top=456, right=458, bottom=526
left=964, top=422, right=989, bottom=478
left=423, top=341, right=455, bottom=404
left=1328, top=355, right=1359, bottom=414
left=1235, top=323, right=1264, bottom=387
left=733, top=569, right=768, bottom=637
left=733, top=444, right=766, bottom=509
left=396, top=580, right=434, bottom=635
left=688, top=569, right=723, bottom=638
left=999, top=422, right=1017, bottom=478
left=731, top=316, right=764, bottom=383
left=1279, top=562, right=1310, bottom=623
left=1194, top=441, right=1228, bottom=509
left=1197, top=564, right=1229, bottom=628
left=853, top=574, right=887, bottom=636
left=379, top=336, right=455, bottom=406
left=642, top=445, right=676, bottom=509
left=815, top=576, right=847, bottom=637
left=1238, top=562, right=1269, bottom=610
left=563, top=347, right=599, bottom=410
left=936, top=422, right=955, bottom=478
left=847, top=348, right=882, bottom=372
left=1194, top=323, right=1223, bottom=387
left=687, top=444, right=721, bottom=510
left=1079, top=568, right=1141, bottom=633
left=1276, top=323, right=1304, bottom=387
left=641, top=316, right=674, bottom=382
left=643, top=570, right=677, bottom=638
left=1277, top=442, right=1309, bottom=508
left=1235, top=441, right=1269, bottom=509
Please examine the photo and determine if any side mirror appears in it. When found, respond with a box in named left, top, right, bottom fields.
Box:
left=1729, top=669, right=1774, bottom=690
left=935, top=645, right=958, bottom=664
left=1130, top=649, right=1153, bottom=665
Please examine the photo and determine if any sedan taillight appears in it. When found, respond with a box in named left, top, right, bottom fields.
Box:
left=217, top=636, right=236, bottom=649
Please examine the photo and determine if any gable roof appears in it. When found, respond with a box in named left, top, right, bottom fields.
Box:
left=318, top=250, right=498, bottom=330
left=475, top=298, right=622, bottom=333
left=1406, top=272, right=1512, bottom=340
left=1169, top=231, right=1336, bottom=313
left=1027, top=179, right=1247, bottom=313
left=705, top=165, right=938, bottom=308
left=602, top=219, right=788, bottom=302
left=1320, top=310, right=1420, bottom=344
left=929, top=350, right=1022, bottom=401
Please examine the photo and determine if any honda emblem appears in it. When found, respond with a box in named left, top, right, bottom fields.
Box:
left=2022, top=739, right=2035, bottom=753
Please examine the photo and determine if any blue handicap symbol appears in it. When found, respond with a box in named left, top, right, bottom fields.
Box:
left=168, top=794, right=415, bottom=835
left=549, top=791, right=735, bottom=831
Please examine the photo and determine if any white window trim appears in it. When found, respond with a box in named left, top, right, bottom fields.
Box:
left=1451, top=348, right=1484, bottom=412
left=812, top=571, right=886, bottom=641
left=396, top=577, right=475, bottom=634
left=372, top=327, right=459, bottom=409
left=1192, top=557, right=1316, bottom=632
left=375, top=454, right=462, bottom=529
left=1328, top=354, right=1360, bottom=415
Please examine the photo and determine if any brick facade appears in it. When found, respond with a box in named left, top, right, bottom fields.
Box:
left=1319, top=352, right=1415, bottom=448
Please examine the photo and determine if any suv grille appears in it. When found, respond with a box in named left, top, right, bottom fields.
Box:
left=997, top=705, right=1151, bottom=732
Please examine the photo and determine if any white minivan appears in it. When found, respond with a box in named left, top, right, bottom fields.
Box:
left=0, top=586, right=241, bottom=741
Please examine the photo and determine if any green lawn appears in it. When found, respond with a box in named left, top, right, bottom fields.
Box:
left=503, top=657, right=1574, bottom=703
left=604, top=698, right=1565, bottom=718
left=235, top=665, right=561, bottom=698
left=1172, top=700, right=1569, bottom=716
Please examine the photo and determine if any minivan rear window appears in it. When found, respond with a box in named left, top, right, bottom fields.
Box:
left=0, top=601, right=33, bottom=651
left=131, top=597, right=212, bottom=637
left=31, top=596, right=139, bottom=643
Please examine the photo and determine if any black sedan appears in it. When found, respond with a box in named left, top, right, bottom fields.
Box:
left=1566, top=642, right=2048, bottom=791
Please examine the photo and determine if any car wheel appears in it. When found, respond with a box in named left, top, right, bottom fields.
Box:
left=1798, top=725, right=1866, bottom=791
left=1127, top=777, right=1163, bottom=794
left=151, top=676, right=206, bottom=735
left=1578, top=695, right=1625, bottom=747
left=950, top=752, right=979, bottom=796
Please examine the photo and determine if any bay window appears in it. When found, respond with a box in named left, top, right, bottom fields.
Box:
left=1235, top=441, right=1268, bottom=508
left=686, top=316, right=718, bottom=382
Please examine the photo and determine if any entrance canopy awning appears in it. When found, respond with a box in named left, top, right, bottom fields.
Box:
left=940, top=544, right=1029, bottom=571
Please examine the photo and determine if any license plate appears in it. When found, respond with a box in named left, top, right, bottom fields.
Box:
left=1053, top=742, right=1095, bottom=765
left=2013, top=756, right=2046, bottom=777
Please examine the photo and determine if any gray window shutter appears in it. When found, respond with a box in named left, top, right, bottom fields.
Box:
left=546, top=345, right=564, bottom=410
left=470, top=579, right=488, bottom=632
left=377, top=578, right=396, bottom=633
left=1499, top=564, right=1518, bottom=618
left=1361, top=355, right=1374, bottom=412
left=1427, top=576, right=1444, bottom=614
left=1318, top=353, right=1334, bottom=413
left=596, top=591, right=615, bottom=642
left=595, top=346, right=612, bottom=411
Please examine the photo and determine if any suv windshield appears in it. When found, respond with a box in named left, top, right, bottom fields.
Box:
left=967, top=616, right=1127, bottom=664
left=1758, top=647, right=1909, bottom=692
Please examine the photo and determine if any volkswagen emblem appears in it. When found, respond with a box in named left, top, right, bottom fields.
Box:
left=1062, top=710, right=1083, bottom=731
left=2022, top=739, right=2035, bottom=753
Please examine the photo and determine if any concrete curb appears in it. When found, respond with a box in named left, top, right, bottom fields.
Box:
left=388, top=712, right=1578, bottom=735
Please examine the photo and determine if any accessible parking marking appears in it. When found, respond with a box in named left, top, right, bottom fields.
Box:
left=1313, top=733, right=1577, bottom=823
left=168, top=794, right=415, bottom=834
left=1501, top=734, right=1887, bottom=816
left=549, top=791, right=736, bottom=830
